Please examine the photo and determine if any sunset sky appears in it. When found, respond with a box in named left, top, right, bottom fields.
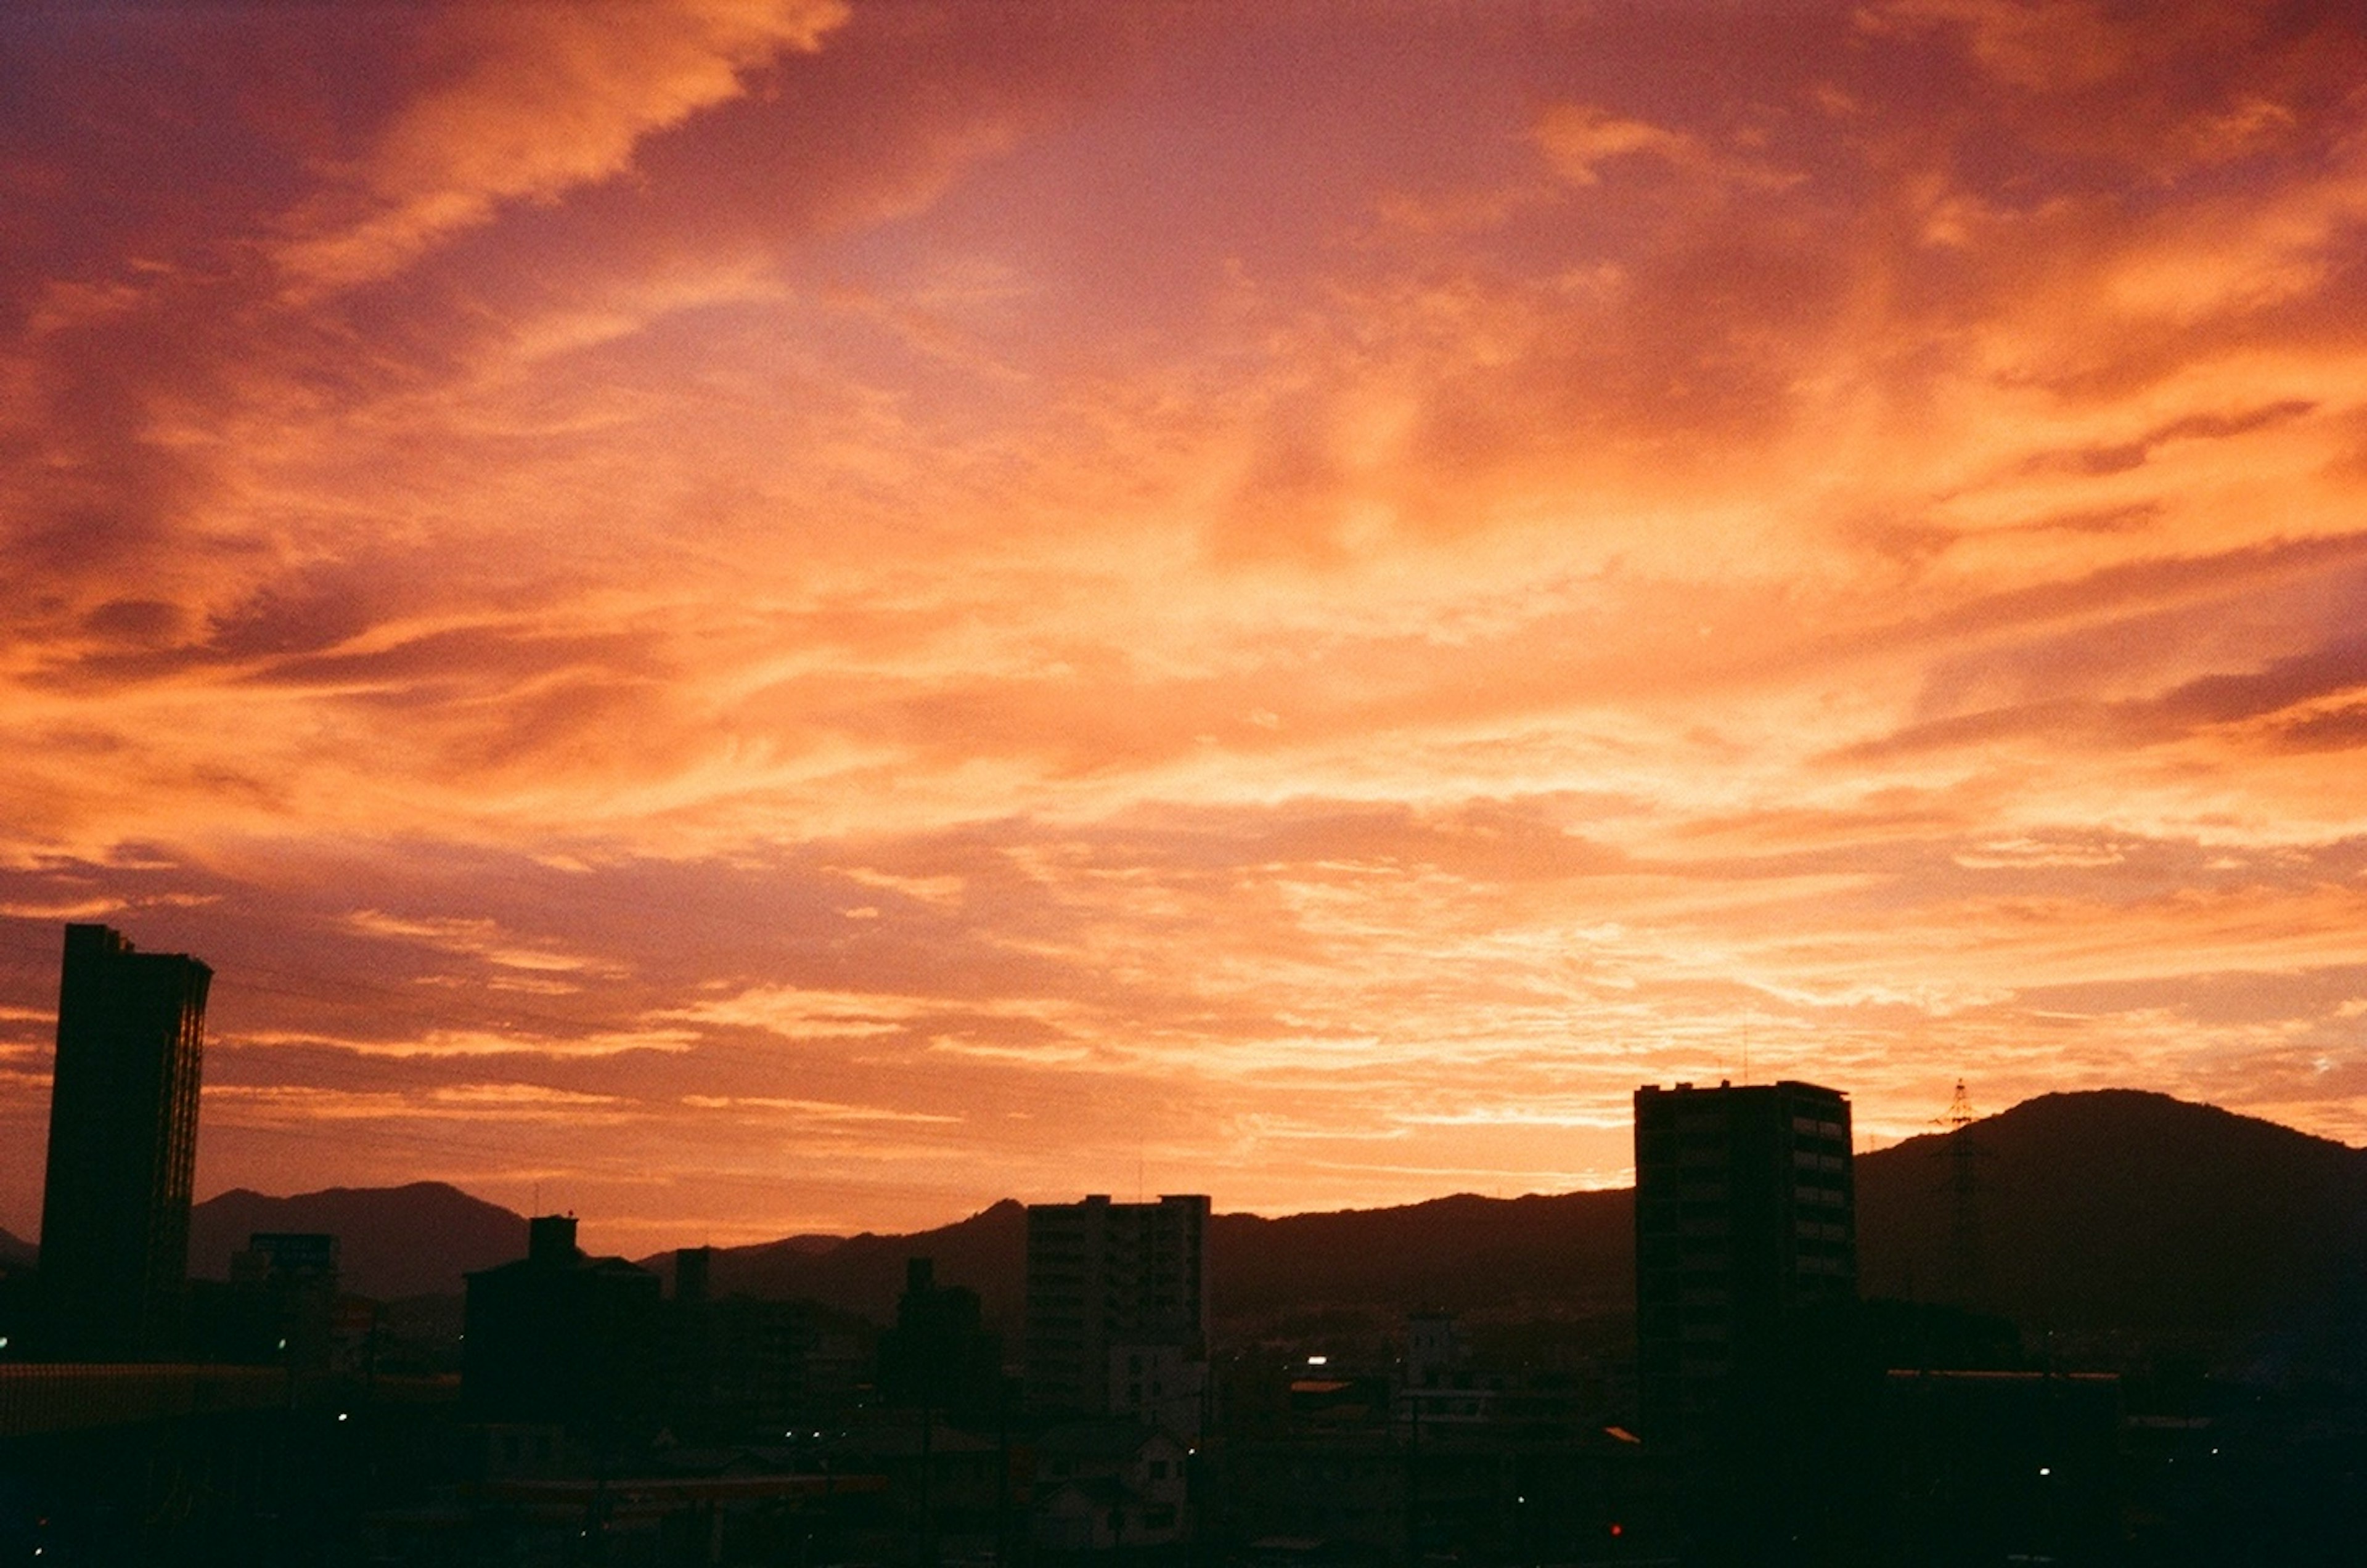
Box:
left=5, top=0, right=2367, bottom=1252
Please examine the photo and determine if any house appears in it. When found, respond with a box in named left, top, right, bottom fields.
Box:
left=1030, top=1419, right=1190, bottom=1553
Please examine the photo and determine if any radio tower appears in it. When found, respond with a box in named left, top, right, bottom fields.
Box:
left=1934, top=1080, right=1985, bottom=1305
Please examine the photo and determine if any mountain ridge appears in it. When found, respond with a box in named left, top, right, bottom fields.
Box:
left=14, top=1090, right=2350, bottom=1358
left=663, top=1089, right=2367, bottom=1365
left=187, top=1179, right=529, bottom=1299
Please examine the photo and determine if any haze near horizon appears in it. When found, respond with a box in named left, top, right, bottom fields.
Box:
left=5, top=1, right=2367, bottom=1251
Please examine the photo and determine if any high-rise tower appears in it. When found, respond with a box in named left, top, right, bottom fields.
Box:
left=1632, top=1079, right=1855, bottom=1443
left=38, top=923, right=211, bottom=1360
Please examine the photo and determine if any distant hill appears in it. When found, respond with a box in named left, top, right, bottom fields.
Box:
left=663, top=1190, right=1638, bottom=1329
left=672, top=1200, right=1028, bottom=1325
left=190, top=1182, right=528, bottom=1299
left=1857, top=1090, right=2367, bottom=1348
left=158, top=1093, right=2367, bottom=1368
left=670, top=1091, right=2367, bottom=1362
left=1214, top=1188, right=1634, bottom=1321
left=768, top=1234, right=848, bottom=1257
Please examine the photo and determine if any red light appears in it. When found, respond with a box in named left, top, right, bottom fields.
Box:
left=1609, top=1523, right=1623, bottom=1537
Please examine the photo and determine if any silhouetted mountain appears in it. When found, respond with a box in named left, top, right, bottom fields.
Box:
left=180, top=1092, right=2366, bottom=1366
left=665, top=1200, right=1028, bottom=1325
left=0, top=1226, right=34, bottom=1273
left=1214, top=1188, right=1635, bottom=1320
left=1857, top=1090, right=2367, bottom=1354
left=767, top=1233, right=847, bottom=1257
left=1208, top=1093, right=2367, bottom=1366
left=659, top=1191, right=1639, bottom=1329
left=668, top=1091, right=2367, bottom=1368
left=190, top=1182, right=529, bottom=1299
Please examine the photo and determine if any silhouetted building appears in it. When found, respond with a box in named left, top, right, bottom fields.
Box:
left=1632, top=1079, right=1854, bottom=1444
left=231, top=1231, right=340, bottom=1290
left=661, top=1246, right=872, bottom=1441
left=878, top=1257, right=1004, bottom=1421
left=464, top=1214, right=661, bottom=1435
left=198, top=1231, right=345, bottom=1370
left=37, top=923, right=211, bottom=1361
left=1025, top=1194, right=1208, bottom=1423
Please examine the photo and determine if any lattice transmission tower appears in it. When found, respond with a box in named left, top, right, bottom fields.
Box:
left=1932, top=1079, right=1987, bottom=1305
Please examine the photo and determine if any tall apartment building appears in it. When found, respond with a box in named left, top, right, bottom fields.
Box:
left=1632, top=1079, right=1854, bottom=1443
left=38, top=923, right=212, bottom=1360
left=1024, top=1193, right=1209, bottom=1427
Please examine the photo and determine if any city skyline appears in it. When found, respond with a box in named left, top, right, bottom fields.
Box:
left=6, top=2, right=2367, bottom=1250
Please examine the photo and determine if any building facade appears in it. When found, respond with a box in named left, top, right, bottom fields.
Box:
left=38, top=923, right=212, bottom=1361
left=1024, top=1194, right=1209, bottom=1424
left=1632, top=1079, right=1855, bottom=1443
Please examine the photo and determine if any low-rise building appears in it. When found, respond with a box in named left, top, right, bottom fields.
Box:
left=1031, top=1419, right=1191, bottom=1554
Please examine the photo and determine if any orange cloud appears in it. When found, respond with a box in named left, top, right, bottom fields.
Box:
left=274, top=0, right=848, bottom=293
left=1533, top=104, right=1699, bottom=185
left=4, top=0, right=2367, bottom=1242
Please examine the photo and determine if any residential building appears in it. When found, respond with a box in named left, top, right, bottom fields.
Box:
left=1024, top=1194, right=1208, bottom=1423
left=1110, top=1340, right=1208, bottom=1443
left=656, top=1247, right=875, bottom=1441
left=1632, top=1079, right=1854, bottom=1444
left=1031, top=1419, right=1191, bottom=1554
